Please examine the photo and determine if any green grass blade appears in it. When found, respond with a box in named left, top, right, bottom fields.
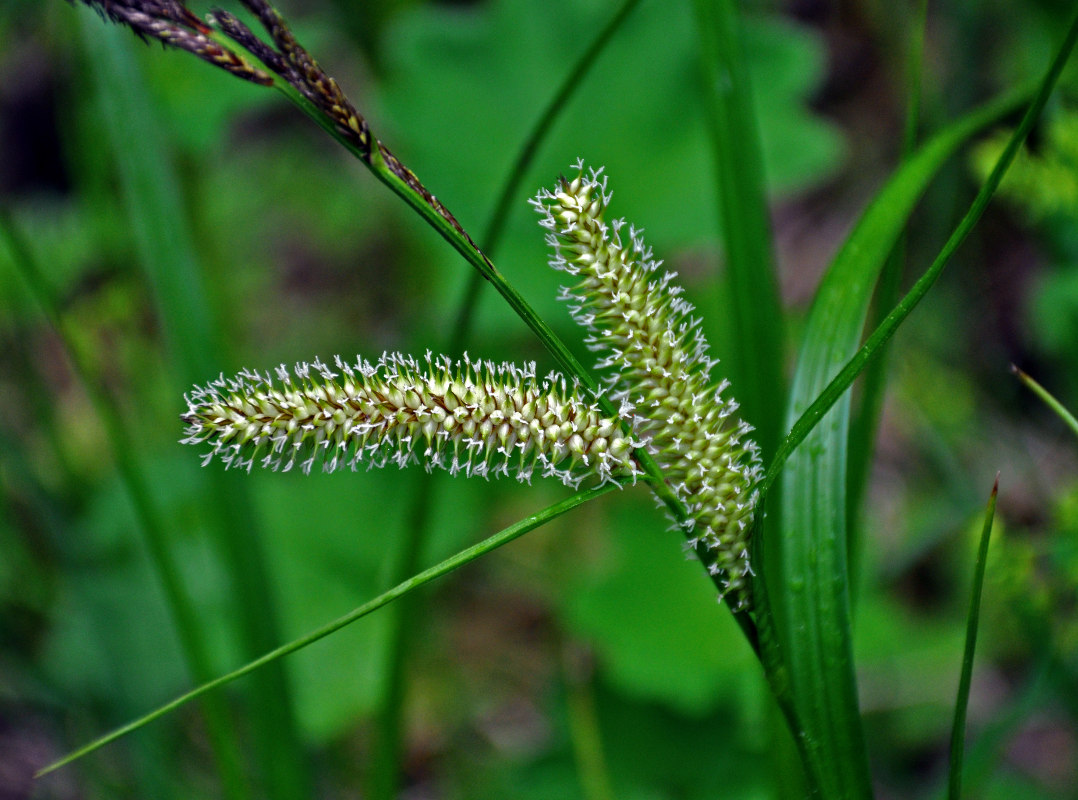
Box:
left=1011, top=365, right=1078, bottom=440
left=35, top=481, right=623, bottom=778
left=367, top=6, right=645, bottom=795
left=0, top=211, right=250, bottom=800
left=764, top=2, right=1078, bottom=496
left=847, top=0, right=928, bottom=569
left=759, top=70, right=1030, bottom=800
left=757, top=11, right=1078, bottom=795
left=78, top=15, right=310, bottom=797
left=758, top=83, right=1031, bottom=501
left=691, top=0, right=785, bottom=461
left=947, top=475, right=999, bottom=800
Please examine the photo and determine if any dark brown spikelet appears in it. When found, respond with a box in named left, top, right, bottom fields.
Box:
left=71, top=0, right=274, bottom=85
left=73, top=0, right=486, bottom=266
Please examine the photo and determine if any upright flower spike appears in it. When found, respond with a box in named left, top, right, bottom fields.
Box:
left=182, top=352, right=641, bottom=489
left=532, top=162, right=763, bottom=603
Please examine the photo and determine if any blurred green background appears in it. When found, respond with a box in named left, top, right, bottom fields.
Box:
left=2, top=0, right=1077, bottom=797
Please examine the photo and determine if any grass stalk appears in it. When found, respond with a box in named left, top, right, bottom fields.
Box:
left=78, top=16, right=310, bottom=796
left=691, top=0, right=786, bottom=461
left=36, top=481, right=624, bottom=777
left=366, top=4, right=646, bottom=795
left=947, top=475, right=998, bottom=800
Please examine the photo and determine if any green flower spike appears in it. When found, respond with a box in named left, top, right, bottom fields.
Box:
left=182, top=352, right=642, bottom=489
left=532, top=162, right=762, bottom=602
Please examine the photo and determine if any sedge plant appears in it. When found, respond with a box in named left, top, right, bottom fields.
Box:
left=23, top=0, right=1078, bottom=797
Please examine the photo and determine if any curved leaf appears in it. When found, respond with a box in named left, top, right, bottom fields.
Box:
left=757, top=86, right=1032, bottom=798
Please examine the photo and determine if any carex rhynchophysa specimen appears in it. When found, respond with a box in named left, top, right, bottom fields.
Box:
left=182, top=352, right=641, bottom=488
left=74, top=0, right=762, bottom=604
left=534, top=163, right=762, bottom=601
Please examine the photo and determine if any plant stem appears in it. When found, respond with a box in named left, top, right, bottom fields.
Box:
left=692, top=0, right=786, bottom=461
left=1012, top=365, right=1078, bottom=439
left=36, top=481, right=624, bottom=778
left=367, top=6, right=646, bottom=794
left=947, top=475, right=998, bottom=800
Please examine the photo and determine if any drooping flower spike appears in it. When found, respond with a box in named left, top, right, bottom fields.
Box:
left=182, top=352, right=641, bottom=489
left=532, top=162, right=762, bottom=602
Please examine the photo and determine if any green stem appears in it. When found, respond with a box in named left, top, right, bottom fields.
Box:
left=1011, top=365, right=1078, bottom=439
left=691, top=0, right=786, bottom=461
left=367, top=7, right=646, bottom=794
left=36, top=481, right=623, bottom=778
left=947, top=476, right=998, bottom=800
left=451, top=0, right=645, bottom=337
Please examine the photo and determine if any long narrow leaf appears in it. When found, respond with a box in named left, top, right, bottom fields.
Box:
left=692, top=0, right=785, bottom=461
left=35, top=481, right=623, bottom=778
left=755, top=71, right=1044, bottom=800
left=78, top=16, right=310, bottom=797
left=757, top=10, right=1078, bottom=796
left=948, top=475, right=999, bottom=800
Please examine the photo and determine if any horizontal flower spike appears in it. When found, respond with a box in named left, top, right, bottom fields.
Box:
left=182, top=352, right=641, bottom=489
left=533, top=162, right=763, bottom=605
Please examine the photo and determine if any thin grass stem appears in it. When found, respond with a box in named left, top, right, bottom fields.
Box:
left=947, top=475, right=999, bottom=800
left=763, top=1, right=1078, bottom=496
left=1011, top=365, right=1078, bottom=439
left=35, top=481, right=624, bottom=778
left=692, top=0, right=785, bottom=461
